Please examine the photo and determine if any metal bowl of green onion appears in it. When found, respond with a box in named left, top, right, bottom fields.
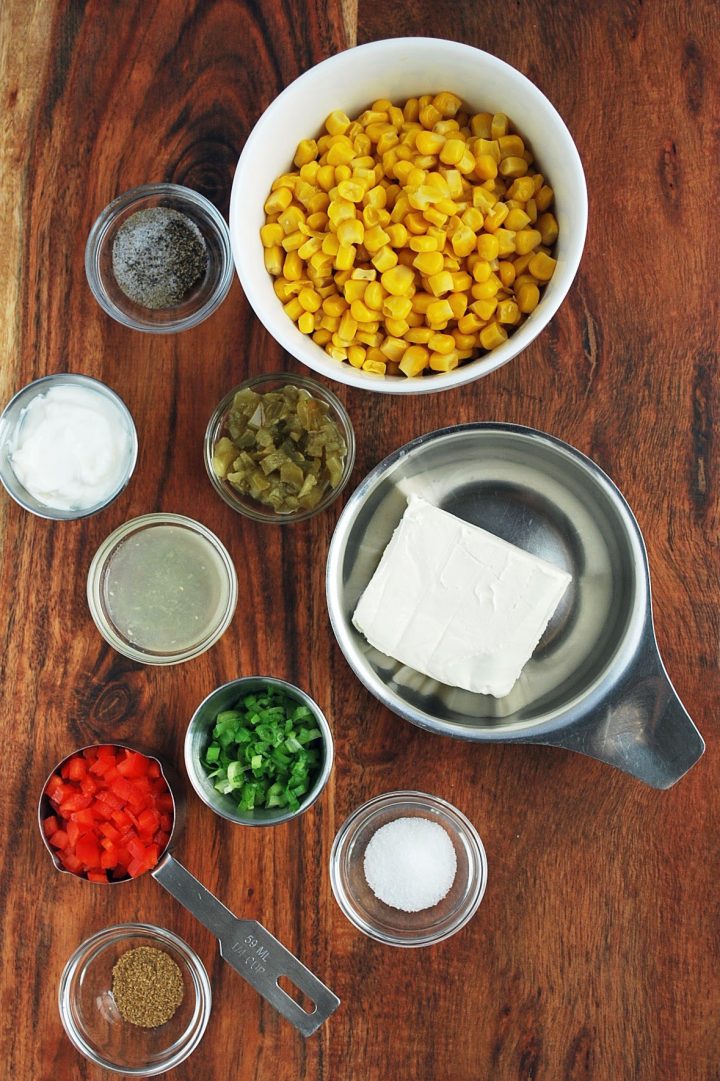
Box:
left=184, top=676, right=334, bottom=826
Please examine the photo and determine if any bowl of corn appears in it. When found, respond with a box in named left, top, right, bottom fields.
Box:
left=230, top=37, right=587, bottom=394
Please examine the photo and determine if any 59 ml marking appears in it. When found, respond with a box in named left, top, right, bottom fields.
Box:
left=230, top=934, right=271, bottom=975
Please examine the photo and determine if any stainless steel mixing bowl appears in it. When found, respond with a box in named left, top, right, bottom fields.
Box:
left=326, top=423, right=704, bottom=789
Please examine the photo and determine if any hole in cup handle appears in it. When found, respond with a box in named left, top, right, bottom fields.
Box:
left=525, top=628, right=705, bottom=789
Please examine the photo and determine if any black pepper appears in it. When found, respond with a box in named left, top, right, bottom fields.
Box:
left=112, top=945, right=185, bottom=1028
left=112, top=207, right=208, bottom=309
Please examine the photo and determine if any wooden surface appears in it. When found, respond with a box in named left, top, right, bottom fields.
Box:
left=1, top=2, right=718, bottom=1079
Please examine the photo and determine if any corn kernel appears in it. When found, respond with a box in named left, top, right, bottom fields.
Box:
left=399, top=344, right=430, bottom=377
left=336, top=218, right=364, bottom=246
left=346, top=344, right=366, bottom=368
left=415, top=130, right=445, bottom=156
left=472, top=259, right=492, bottom=283
left=313, top=329, right=332, bottom=346
left=429, top=349, right=459, bottom=372
left=263, top=246, right=284, bottom=275
left=498, top=261, right=516, bottom=288
left=336, top=179, right=364, bottom=203
left=484, top=203, right=509, bottom=232
left=528, top=251, right=557, bottom=281
left=282, top=251, right=303, bottom=281
left=450, top=271, right=473, bottom=292
left=433, top=91, right=462, bottom=117
left=426, top=298, right=454, bottom=324
left=293, top=139, right=318, bottom=167
left=497, top=300, right=521, bottom=325
left=471, top=297, right=498, bottom=321
left=419, top=104, right=442, bottom=129
left=297, top=311, right=315, bottom=334
left=326, top=140, right=354, bottom=167
left=511, top=227, right=540, bottom=255
left=385, top=223, right=408, bottom=247
left=383, top=295, right=413, bottom=320
left=447, top=292, right=467, bottom=319
left=326, top=344, right=347, bottom=362
left=499, top=156, right=528, bottom=179
left=470, top=112, right=492, bottom=138
left=460, top=207, right=484, bottom=232
left=438, top=138, right=465, bottom=165
left=428, top=332, right=455, bottom=355
left=480, top=321, right=507, bottom=350
left=263, top=187, right=292, bottom=217
left=472, top=274, right=501, bottom=300
left=260, top=223, right=284, bottom=247
left=409, top=235, right=438, bottom=253
left=372, top=246, right=399, bottom=272
left=343, top=278, right=366, bottom=303
left=505, top=208, right=531, bottom=231
left=283, top=297, right=303, bottom=321
left=363, top=281, right=385, bottom=310
left=537, top=212, right=559, bottom=246
left=423, top=207, right=449, bottom=228
left=458, top=313, right=483, bottom=334
left=517, top=282, right=540, bottom=313
left=298, top=288, right=322, bottom=313
left=427, top=270, right=453, bottom=296
left=381, top=264, right=415, bottom=296
left=298, top=236, right=323, bottom=260
left=413, top=251, right=445, bottom=276
left=363, top=225, right=391, bottom=253
left=476, top=234, right=499, bottom=261
left=494, top=228, right=517, bottom=256
left=536, top=185, right=554, bottom=212
left=334, top=243, right=356, bottom=271
left=383, top=316, right=409, bottom=337
left=451, top=225, right=476, bottom=258
left=326, top=109, right=351, bottom=135
left=498, top=135, right=525, bottom=159
left=490, top=113, right=509, bottom=139
left=281, top=229, right=305, bottom=252
left=350, top=299, right=375, bottom=322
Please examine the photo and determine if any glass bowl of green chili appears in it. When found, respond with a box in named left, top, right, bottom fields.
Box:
left=185, top=676, right=334, bottom=826
left=85, top=183, right=234, bottom=333
left=58, top=923, right=212, bottom=1075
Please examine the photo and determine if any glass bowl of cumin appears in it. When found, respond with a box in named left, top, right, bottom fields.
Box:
left=85, top=183, right=233, bottom=333
left=58, top=923, right=212, bottom=1075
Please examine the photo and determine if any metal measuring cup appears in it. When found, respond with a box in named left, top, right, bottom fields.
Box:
left=38, top=743, right=340, bottom=1037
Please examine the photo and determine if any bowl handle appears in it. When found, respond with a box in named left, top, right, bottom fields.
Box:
left=524, top=629, right=704, bottom=789
left=152, top=853, right=340, bottom=1035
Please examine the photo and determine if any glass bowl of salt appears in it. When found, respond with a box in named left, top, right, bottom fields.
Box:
left=329, top=790, right=487, bottom=947
left=85, top=183, right=233, bottom=333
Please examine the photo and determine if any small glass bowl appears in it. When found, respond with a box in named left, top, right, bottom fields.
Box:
left=87, top=512, right=238, bottom=665
left=85, top=183, right=233, bottom=333
left=330, top=790, right=487, bottom=947
left=204, top=371, right=355, bottom=524
left=0, top=373, right=137, bottom=520
left=184, top=675, right=334, bottom=826
left=58, top=923, right=211, bottom=1076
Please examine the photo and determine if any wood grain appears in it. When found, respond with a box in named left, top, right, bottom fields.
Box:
left=0, top=2, right=718, bottom=1079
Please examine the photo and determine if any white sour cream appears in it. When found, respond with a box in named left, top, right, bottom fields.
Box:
left=10, top=384, right=133, bottom=511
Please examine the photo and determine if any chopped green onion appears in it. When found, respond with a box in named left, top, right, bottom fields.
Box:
left=201, top=686, right=324, bottom=813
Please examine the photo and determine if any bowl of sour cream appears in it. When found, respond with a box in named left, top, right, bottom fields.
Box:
left=0, top=373, right=138, bottom=520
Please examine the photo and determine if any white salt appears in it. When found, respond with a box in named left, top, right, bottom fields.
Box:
left=363, top=816, right=457, bottom=912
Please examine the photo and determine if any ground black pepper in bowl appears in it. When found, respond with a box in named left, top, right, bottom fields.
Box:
left=112, top=945, right=185, bottom=1028
left=112, top=207, right=208, bottom=309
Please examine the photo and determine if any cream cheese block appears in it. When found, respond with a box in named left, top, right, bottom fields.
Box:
left=352, top=496, right=572, bottom=697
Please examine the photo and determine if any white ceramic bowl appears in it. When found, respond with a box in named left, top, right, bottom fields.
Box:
left=230, top=37, right=587, bottom=395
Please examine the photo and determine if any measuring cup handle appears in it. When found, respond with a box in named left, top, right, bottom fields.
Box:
left=529, top=632, right=704, bottom=789
left=153, top=854, right=340, bottom=1036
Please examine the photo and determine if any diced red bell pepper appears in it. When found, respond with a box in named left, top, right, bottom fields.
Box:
left=67, top=757, right=87, bottom=782
left=58, top=793, right=93, bottom=816
left=76, top=838, right=101, bottom=866
left=80, top=774, right=98, bottom=796
left=117, top=750, right=150, bottom=779
left=44, top=745, right=172, bottom=882
left=43, top=815, right=59, bottom=837
left=137, top=809, right=160, bottom=836
left=59, top=851, right=83, bottom=873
